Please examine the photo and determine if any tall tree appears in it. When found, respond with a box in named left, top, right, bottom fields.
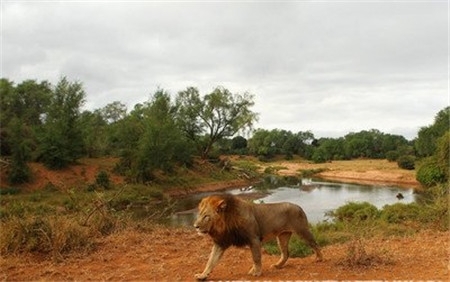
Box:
left=79, top=110, right=108, bottom=157
left=127, top=90, right=193, bottom=183
left=0, top=79, right=16, bottom=156
left=100, top=101, right=127, bottom=123
left=7, top=118, right=32, bottom=184
left=13, top=80, right=52, bottom=126
left=39, top=77, right=86, bottom=169
left=0, top=79, right=51, bottom=157
left=415, top=107, right=450, bottom=157
left=177, top=86, right=258, bottom=159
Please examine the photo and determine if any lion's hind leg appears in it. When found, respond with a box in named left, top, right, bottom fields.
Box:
left=271, top=232, right=291, bottom=269
left=296, top=228, right=323, bottom=262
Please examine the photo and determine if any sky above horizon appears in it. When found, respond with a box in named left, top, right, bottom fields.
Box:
left=2, top=1, right=448, bottom=140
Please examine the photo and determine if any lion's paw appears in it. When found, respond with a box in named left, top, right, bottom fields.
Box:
left=270, top=263, right=283, bottom=269
left=194, top=273, right=208, bottom=281
left=248, top=266, right=262, bottom=276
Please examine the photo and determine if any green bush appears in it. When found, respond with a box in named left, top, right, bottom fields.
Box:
left=263, top=236, right=314, bottom=258
left=397, top=155, right=415, bottom=170
left=380, top=202, right=420, bottom=224
left=435, top=131, right=449, bottom=182
left=385, top=151, right=399, bottom=162
left=416, top=157, right=446, bottom=187
left=0, top=187, right=20, bottom=195
left=257, top=154, right=271, bottom=162
left=332, top=202, right=380, bottom=222
left=311, top=148, right=327, bottom=163
left=95, top=170, right=111, bottom=189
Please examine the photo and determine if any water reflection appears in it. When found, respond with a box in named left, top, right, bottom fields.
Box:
left=170, top=179, right=419, bottom=226
left=258, top=179, right=417, bottom=223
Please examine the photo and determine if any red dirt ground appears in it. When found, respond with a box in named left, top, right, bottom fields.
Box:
left=1, top=228, right=449, bottom=281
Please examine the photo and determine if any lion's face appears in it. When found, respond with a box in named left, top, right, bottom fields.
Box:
left=194, top=196, right=226, bottom=235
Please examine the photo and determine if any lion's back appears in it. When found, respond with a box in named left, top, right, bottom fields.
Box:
left=252, top=202, right=309, bottom=236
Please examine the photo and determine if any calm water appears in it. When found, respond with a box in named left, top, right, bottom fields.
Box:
left=170, top=178, right=419, bottom=226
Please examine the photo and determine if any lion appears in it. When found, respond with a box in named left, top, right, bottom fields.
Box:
left=193, top=193, right=323, bottom=280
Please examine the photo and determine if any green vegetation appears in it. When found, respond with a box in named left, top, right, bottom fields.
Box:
left=0, top=77, right=448, bottom=264
left=396, top=155, right=415, bottom=170
left=416, top=111, right=450, bottom=187
left=1, top=78, right=257, bottom=185
left=1, top=76, right=448, bottom=186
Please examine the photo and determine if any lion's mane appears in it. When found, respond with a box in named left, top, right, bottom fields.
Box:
left=204, top=194, right=252, bottom=248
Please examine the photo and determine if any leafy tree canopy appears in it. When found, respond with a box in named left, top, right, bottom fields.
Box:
left=176, top=86, right=258, bottom=158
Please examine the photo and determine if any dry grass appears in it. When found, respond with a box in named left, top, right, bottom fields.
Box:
left=338, top=238, right=395, bottom=268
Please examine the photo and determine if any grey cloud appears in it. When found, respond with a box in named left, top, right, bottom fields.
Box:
left=2, top=1, right=447, bottom=140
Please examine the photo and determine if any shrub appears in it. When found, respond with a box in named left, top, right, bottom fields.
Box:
left=332, top=202, right=379, bottom=222
left=311, top=148, right=327, bottom=163
left=435, top=131, right=449, bottom=182
left=380, top=202, right=420, bottom=224
left=385, top=151, right=399, bottom=162
left=0, top=187, right=20, bottom=195
left=0, top=216, right=96, bottom=258
left=338, top=238, right=394, bottom=268
left=257, top=154, right=271, bottom=162
left=263, top=236, right=314, bottom=258
left=284, top=152, right=293, bottom=160
left=397, top=155, right=415, bottom=170
left=95, top=170, right=111, bottom=189
left=416, top=157, right=446, bottom=187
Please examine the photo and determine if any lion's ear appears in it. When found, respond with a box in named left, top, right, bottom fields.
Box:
left=216, top=199, right=227, bottom=212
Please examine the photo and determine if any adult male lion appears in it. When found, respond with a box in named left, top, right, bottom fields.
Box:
left=193, top=194, right=323, bottom=280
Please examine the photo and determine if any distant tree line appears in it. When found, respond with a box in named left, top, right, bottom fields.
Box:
left=1, top=77, right=448, bottom=187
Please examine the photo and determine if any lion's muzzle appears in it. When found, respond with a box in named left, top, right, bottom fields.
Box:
left=194, top=223, right=208, bottom=235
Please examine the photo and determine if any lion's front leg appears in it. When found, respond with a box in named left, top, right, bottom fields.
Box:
left=247, top=238, right=262, bottom=276
left=195, top=243, right=225, bottom=281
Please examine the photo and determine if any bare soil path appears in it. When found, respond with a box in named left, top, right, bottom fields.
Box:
left=1, top=228, right=448, bottom=281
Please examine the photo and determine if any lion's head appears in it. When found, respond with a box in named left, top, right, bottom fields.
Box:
left=194, top=195, right=227, bottom=235
left=194, top=194, right=251, bottom=248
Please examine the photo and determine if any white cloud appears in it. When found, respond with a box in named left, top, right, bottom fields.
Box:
left=2, top=1, right=448, bottom=140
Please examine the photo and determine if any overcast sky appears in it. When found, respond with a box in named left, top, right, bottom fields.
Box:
left=2, top=1, right=448, bottom=140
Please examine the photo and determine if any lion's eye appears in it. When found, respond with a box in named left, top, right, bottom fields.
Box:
left=203, top=215, right=210, bottom=221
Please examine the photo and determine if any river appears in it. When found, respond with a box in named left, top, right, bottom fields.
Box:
left=170, top=178, right=419, bottom=226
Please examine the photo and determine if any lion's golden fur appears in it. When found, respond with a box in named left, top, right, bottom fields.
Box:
left=194, top=193, right=323, bottom=280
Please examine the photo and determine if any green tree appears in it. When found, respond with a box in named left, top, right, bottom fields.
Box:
left=435, top=131, right=449, bottom=182
left=295, top=131, right=315, bottom=159
left=231, top=136, right=248, bottom=154
left=314, top=137, right=346, bottom=161
left=100, top=101, right=127, bottom=123
left=7, top=118, right=32, bottom=184
left=39, top=77, right=86, bottom=169
left=79, top=110, right=108, bottom=157
left=121, top=90, right=194, bottom=183
left=0, top=79, right=51, bottom=157
left=344, top=129, right=393, bottom=159
left=13, top=80, right=52, bottom=126
left=415, top=107, right=450, bottom=157
left=176, top=86, right=258, bottom=159
left=247, top=129, right=273, bottom=157
left=0, top=79, right=16, bottom=156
